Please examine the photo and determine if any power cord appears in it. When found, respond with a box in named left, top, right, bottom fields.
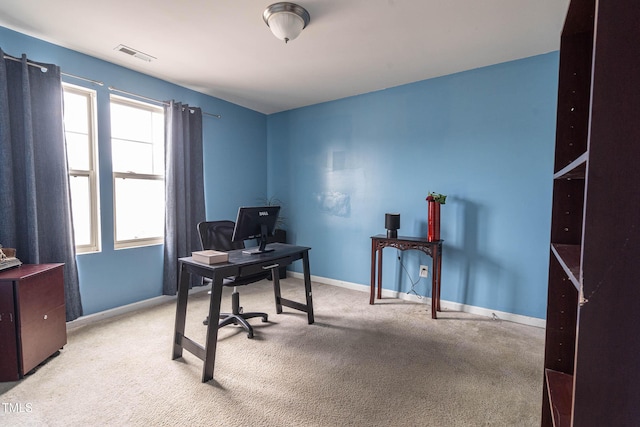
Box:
left=397, top=250, right=423, bottom=299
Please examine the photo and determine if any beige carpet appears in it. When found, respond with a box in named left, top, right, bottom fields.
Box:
left=0, top=278, right=545, bottom=426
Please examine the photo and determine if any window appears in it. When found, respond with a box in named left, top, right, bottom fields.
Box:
left=110, top=95, right=164, bottom=248
left=63, top=84, right=100, bottom=253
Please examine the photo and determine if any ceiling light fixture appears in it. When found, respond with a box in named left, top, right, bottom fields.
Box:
left=263, top=2, right=310, bottom=43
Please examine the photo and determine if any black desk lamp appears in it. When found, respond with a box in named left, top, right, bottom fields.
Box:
left=385, top=213, right=400, bottom=238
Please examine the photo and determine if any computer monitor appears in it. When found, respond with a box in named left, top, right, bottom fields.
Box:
left=232, top=205, right=281, bottom=254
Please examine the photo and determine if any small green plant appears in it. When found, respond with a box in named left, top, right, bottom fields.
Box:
left=426, top=192, right=447, bottom=204
left=258, top=196, right=287, bottom=229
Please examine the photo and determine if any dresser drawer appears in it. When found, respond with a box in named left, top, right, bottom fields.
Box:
left=20, top=303, right=67, bottom=375
left=17, top=266, right=64, bottom=325
left=237, top=254, right=300, bottom=277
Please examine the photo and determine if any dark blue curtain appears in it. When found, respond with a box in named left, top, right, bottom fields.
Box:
left=163, top=101, right=205, bottom=295
left=0, top=50, right=82, bottom=320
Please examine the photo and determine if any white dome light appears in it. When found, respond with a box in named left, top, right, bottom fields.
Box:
left=263, top=3, right=310, bottom=44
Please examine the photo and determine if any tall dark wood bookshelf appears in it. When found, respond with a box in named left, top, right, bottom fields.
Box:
left=542, top=0, right=640, bottom=425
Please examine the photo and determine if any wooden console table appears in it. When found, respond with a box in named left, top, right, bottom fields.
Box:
left=370, top=235, right=443, bottom=319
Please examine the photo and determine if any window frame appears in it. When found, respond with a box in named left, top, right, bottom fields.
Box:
left=63, top=83, right=100, bottom=254
left=110, top=95, right=165, bottom=249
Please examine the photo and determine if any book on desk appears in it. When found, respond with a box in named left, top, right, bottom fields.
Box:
left=192, top=250, right=229, bottom=265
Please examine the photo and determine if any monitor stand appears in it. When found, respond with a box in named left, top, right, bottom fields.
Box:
left=242, top=246, right=274, bottom=255
left=242, top=225, right=274, bottom=255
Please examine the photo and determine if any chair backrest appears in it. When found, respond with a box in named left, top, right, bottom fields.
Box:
left=197, top=220, right=270, bottom=284
left=197, top=221, right=244, bottom=252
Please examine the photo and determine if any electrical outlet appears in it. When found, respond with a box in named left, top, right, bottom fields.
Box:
left=419, top=265, right=429, bottom=278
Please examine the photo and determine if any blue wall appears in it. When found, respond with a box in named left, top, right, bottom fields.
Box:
left=2, top=26, right=558, bottom=320
left=1, top=27, right=267, bottom=315
left=267, top=53, right=558, bottom=319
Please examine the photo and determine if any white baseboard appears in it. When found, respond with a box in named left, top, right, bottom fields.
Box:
left=68, top=272, right=545, bottom=331
left=66, top=284, right=212, bottom=331
left=289, top=271, right=546, bottom=329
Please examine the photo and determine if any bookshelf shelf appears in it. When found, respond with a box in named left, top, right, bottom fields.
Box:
left=541, top=0, right=640, bottom=425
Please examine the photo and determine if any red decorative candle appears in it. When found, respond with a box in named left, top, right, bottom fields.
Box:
left=426, top=196, right=441, bottom=242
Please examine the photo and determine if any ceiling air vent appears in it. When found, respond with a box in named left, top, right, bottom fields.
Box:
left=114, top=44, right=156, bottom=62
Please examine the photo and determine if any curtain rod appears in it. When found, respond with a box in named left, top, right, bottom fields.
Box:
left=3, top=54, right=104, bottom=86
left=109, top=86, right=221, bottom=119
left=63, top=72, right=104, bottom=86
left=3, top=55, right=221, bottom=119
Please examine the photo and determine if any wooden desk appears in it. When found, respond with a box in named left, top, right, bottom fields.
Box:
left=172, top=243, right=314, bottom=382
left=370, top=235, right=443, bottom=319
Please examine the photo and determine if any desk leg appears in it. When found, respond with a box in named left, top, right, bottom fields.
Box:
left=377, top=247, right=383, bottom=300
left=172, top=264, right=190, bottom=360
left=370, top=239, right=376, bottom=304
left=273, top=269, right=283, bottom=314
left=302, top=251, right=315, bottom=324
left=202, top=276, right=223, bottom=383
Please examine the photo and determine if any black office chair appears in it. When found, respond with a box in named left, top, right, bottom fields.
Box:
left=197, top=220, right=271, bottom=338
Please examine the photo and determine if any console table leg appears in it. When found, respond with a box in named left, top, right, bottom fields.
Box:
left=431, top=252, right=440, bottom=319
left=436, top=250, right=442, bottom=312
left=377, top=248, right=383, bottom=300
left=431, top=260, right=438, bottom=320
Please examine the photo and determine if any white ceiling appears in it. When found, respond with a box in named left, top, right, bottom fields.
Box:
left=0, top=0, right=569, bottom=115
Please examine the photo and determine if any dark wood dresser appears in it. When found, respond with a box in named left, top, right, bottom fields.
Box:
left=0, top=264, right=67, bottom=381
